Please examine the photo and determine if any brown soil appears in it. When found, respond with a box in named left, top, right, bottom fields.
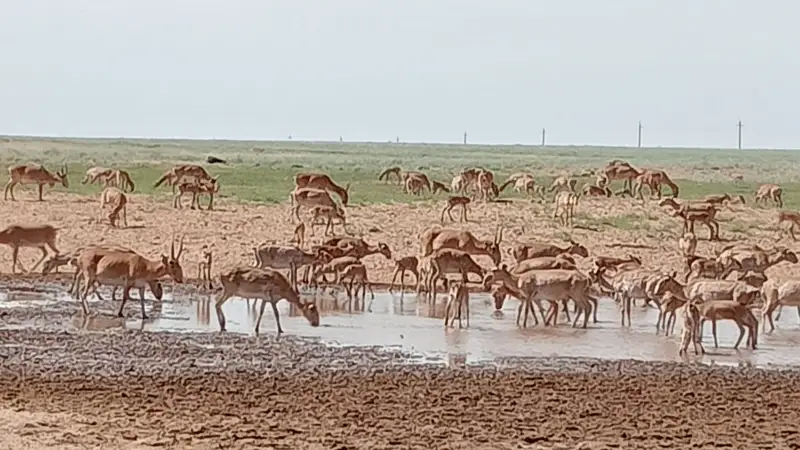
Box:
left=0, top=329, right=797, bottom=449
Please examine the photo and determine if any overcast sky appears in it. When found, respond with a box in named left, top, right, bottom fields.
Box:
left=1, top=1, right=797, bottom=148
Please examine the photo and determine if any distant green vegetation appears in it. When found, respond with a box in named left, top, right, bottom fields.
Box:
left=2, top=136, right=800, bottom=207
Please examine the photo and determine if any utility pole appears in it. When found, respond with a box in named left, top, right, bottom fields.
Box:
left=463, top=132, right=467, bottom=145
left=637, top=121, right=643, bottom=148
left=541, top=128, right=546, bottom=146
left=737, top=120, right=743, bottom=149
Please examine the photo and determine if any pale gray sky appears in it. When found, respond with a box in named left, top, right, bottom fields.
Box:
left=1, top=1, right=797, bottom=148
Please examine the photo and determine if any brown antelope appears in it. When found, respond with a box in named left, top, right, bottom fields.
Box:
left=252, top=244, right=327, bottom=290
left=601, top=160, right=640, bottom=196
left=420, top=226, right=503, bottom=266
left=497, top=173, right=533, bottom=193
left=309, top=205, right=346, bottom=236
left=660, top=198, right=720, bottom=240
left=684, top=279, right=761, bottom=306
left=512, top=255, right=577, bottom=273
left=154, top=164, right=212, bottom=193
left=197, top=246, right=213, bottom=289
left=79, top=235, right=185, bottom=318
left=474, top=169, right=495, bottom=201
left=513, top=176, right=538, bottom=196
left=388, top=255, right=419, bottom=292
left=715, top=245, right=798, bottom=274
left=338, top=262, right=375, bottom=306
left=633, top=169, right=679, bottom=199
left=404, top=174, right=429, bottom=196
left=102, top=169, right=135, bottom=192
left=81, top=167, right=113, bottom=186
left=591, top=254, right=641, bottom=272
left=702, top=193, right=745, bottom=206
left=777, top=211, right=800, bottom=240
left=431, top=180, right=450, bottom=194
left=5, top=164, right=68, bottom=201
left=548, top=176, right=577, bottom=193
left=98, top=187, right=128, bottom=228
left=294, top=172, right=350, bottom=205
left=444, top=281, right=470, bottom=329
left=512, top=240, right=589, bottom=263
left=755, top=183, right=783, bottom=208
left=678, top=232, right=697, bottom=257
left=216, top=266, right=320, bottom=335
left=552, top=191, right=579, bottom=227
left=378, top=166, right=402, bottom=184
left=422, top=248, right=485, bottom=296
left=761, top=280, right=800, bottom=332
left=698, top=300, right=758, bottom=350
left=173, top=177, right=219, bottom=210
left=581, top=184, right=611, bottom=197
left=440, top=196, right=470, bottom=223
left=291, top=222, right=306, bottom=248
left=684, top=255, right=741, bottom=282
left=0, top=224, right=59, bottom=273
left=289, top=188, right=344, bottom=223
left=678, top=298, right=705, bottom=356
left=322, top=236, right=393, bottom=260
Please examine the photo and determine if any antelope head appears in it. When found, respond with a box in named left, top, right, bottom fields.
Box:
left=482, top=264, right=512, bottom=290
left=568, top=240, right=589, bottom=258
left=53, top=164, right=69, bottom=188
left=376, top=242, right=392, bottom=259
left=161, top=234, right=185, bottom=283
left=298, top=301, right=320, bottom=327
left=478, top=227, right=503, bottom=266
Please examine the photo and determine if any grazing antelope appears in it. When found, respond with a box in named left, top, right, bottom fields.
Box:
left=378, top=166, right=402, bottom=184
left=5, top=164, right=68, bottom=201
left=552, top=191, right=578, bottom=227
left=98, top=187, right=128, bottom=228
left=0, top=224, right=59, bottom=274
left=388, top=256, right=419, bottom=292
left=633, top=169, right=679, bottom=199
left=81, top=167, right=113, bottom=186
left=404, top=174, right=429, bottom=196
left=602, top=160, right=641, bottom=196
left=197, top=246, right=213, bottom=289
left=548, top=176, right=577, bottom=193
left=444, top=281, right=470, bottom=329
left=420, top=226, right=503, bottom=266
left=289, top=188, right=344, bottom=224
left=778, top=211, right=800, bottom=241
left=173, top=177, right=219, bottom=210
left=440, top=196, right=470, bottom=223
left=294, top=172, right=350, bottom=205
left=755, top=183, right=783, bottom=208
left=154, top=164, right=212, bottom=193
left=216, top=266, right=320, bottom=335
left=309, top=205, right=346, bottom=236
left=102, top=169, right=135, bottom=192
left=79, top=235, right=185, bottom=318
left=431, top=180, right=450, bottom=194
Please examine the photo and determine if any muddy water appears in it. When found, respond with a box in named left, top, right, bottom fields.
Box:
left=5, top=286, right=800, bottom=368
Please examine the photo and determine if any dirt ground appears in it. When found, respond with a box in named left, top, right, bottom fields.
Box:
left=0, top=326, right=799, bottom=450
left=0, top=191, right=795, bottom=289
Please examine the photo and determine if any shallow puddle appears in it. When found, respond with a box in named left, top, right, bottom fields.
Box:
left=4, top=288, right=800, bottom=368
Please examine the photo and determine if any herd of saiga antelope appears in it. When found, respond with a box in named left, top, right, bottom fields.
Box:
left=3, top=160, right=800, bottom=355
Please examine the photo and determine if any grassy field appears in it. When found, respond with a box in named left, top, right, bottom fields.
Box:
left=2, top=135, right=800, bottom=207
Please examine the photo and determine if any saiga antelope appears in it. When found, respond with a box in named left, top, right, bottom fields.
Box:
left=388, top=256, right=419, bottom=292
left=552, top=191, right=578, bottom=227
left=754, top=184, right=783, bottom=208
left=309, top=205, right=346, bottom=236
left=378, top=166, right=402, bottom=184
left=173, top=178, right=219, bottom=210
left=440, top=196, right=470, bottom=223
left=420, top=226, right=503, bottom=266
left=444, top=280, right=470, bottom=329
left=778, top=211, right=800, bottom=240
left=289, top=188, right=344, bottom=224
left=154, top=164, right=212, bottom=193
left=81, top=167, right=113, bottom=186
left=5, top=164, right=68, bottom=201
left=0, top=224, right=59, bottom=273
left=216, top=266, right=320, bottom=335
left=294, top=173, right=350, bottom=205
left=79, top=235, right=185, bottom=318
left=102, top=169, right=135, bottom=192
left=291, top=222, right=306, bottom=248
left=197, top=246, right=213, bottom=289
left=98, top=187, right=128, bottom=228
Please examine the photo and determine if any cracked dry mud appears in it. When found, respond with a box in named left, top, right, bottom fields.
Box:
left=1, top=327, right=800, bottom=449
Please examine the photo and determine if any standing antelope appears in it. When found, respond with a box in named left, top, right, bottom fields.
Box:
left=98, top=187, right=128, bottom=228
left=309, top=205, right=346, bottom=236
left=444, top=281, right=470, bottom=329
left=553, top=191, right=578, bottom=227
left=389, top=256, right=419, bottom=292
left=79, top=235, right=185, bottom=318
left=5, top=164, right=68, bottom=201
left=0, top=224, right=59, bottom=273
left=173, top=177, right=219, bottom=210
left=755, top=184, right=783, bottom=208
left=82, top=167, right=113, bottom=186
left=440, top=196, right=470, bottom=223
left=154, top=164, right=212, bottom=193
left=102, top=169, right=135, bottom=192
left=197, top=246, right=213, bottom=289
left=289, top=188, right=344, bottom=224
left=216, top=266, right=320, bottom=335
left=778, top=211, right=800, bottom=241
left=294, top=173, right=350, bottom=205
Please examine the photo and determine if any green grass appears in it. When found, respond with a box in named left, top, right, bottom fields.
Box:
left=3, top=135, right=800, bottom=206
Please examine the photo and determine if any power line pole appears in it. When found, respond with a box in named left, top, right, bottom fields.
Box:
left=463, top=132, right=467, bottom=145
left=737, top=120, right=743, bottom=149
left=637, top=121, right=643, bottom=148
left=541, top=128, right=546, bottom=146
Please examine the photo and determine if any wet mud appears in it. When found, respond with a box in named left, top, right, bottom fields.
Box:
left=4, top=283, right=800, bottom=448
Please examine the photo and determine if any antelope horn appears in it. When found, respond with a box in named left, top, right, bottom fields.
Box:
left=170, top=233, right=176, bottom=259
left=177, top=234, right=185, bottom=259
